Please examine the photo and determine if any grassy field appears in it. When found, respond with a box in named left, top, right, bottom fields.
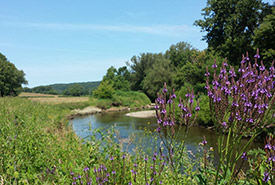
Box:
left=19, top=92, right=90, bottom=104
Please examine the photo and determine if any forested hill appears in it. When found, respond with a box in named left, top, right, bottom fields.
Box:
left=23, top=81, right=101, bottom=95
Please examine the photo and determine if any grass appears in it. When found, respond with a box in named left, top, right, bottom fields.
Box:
left=0, top=97, right=191, bottom=184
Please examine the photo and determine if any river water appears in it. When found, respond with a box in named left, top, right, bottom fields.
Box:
left=71, top=111, right=263, bottom=162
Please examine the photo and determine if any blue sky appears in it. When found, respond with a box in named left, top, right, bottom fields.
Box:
left=0, top=0, right=274, bottom=87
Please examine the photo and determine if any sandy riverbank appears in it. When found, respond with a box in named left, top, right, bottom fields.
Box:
left=125, top=110, right=155, bottom=118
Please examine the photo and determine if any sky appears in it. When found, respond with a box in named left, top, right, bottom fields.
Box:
left=0, top=0, right=274, bottom=87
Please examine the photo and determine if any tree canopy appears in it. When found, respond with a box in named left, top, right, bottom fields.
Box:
left=0, top=52, right=27, bottom=96
left=194, top=0, right=273, bottom=65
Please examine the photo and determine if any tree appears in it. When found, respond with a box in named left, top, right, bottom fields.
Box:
left=0, top=52, right=27, bottom=96
left=253, top=7, right=275, bottom=63
left=194, top=0, right=273, bottom=65
left=127, top=53, right=161, bottom=91
left=165, top=41, right=197, bottom=68
left=142, top=56, right=174, bottom=100
left=93, top=81, right=114, bottom=99
left=63, top=84, right=88, bottom=96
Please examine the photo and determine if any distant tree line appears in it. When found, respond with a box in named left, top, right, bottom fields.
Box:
left=23, top=81, right=100, bottom=96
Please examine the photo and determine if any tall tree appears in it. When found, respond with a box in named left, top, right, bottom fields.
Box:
left=142, top=55, right=174, bottom=100
left=0, top=52, right=27, bottom=96
left=253, top=7, right=275, bottom=63
left=165, top=41, right=197, bottom=68
left=127, top=53, right=161, bottom=91
left=194, top=0, right=272, bottom=65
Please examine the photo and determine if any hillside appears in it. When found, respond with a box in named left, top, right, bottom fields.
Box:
left=24, top=81, right=101, bottom=95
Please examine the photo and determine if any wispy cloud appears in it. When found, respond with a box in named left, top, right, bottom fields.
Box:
left=2, top=21, right=198, bottom=37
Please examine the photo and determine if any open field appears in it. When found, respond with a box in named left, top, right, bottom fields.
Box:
left=19, top=92, right=58, bottom=98
left=19, top=92, right=89, bottom=104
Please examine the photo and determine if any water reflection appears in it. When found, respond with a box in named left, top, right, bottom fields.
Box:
left=71, top=111, right=263, bottom=164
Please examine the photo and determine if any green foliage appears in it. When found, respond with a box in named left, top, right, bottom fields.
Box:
left=196, top=95, right=213, bottom=127
left=142, top=56, right=174, bottom=101
left=165, top=41, right=198, bottom=67
left=63, top=84, right=88, bottom=96
left=101, top=66, right=131, bottom=91
left=194, top=0, right=273, bottom=65
left=93, top=81, right=115, bottom=99
left=30, top=85, right=58, bottom=95
left=127, top=53, right=162, bottom=91
left=253, top=7, right=275, bottom=63
left=91, top=90, right=151, bottom=109
left=112, top=91, right=151, bottom=108
left=0, top=52, right=27, bottom=96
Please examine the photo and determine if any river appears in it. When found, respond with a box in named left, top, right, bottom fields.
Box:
left=71, top=110, right=264, bottom=164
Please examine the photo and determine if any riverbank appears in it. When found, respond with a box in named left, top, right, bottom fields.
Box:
left=68, top=104, right=155, bottom=119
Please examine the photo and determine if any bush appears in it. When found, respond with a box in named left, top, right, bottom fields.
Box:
left=93, top=81, right=114, bottom=99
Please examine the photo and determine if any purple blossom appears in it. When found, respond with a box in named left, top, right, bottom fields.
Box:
left=156, top=127, right=161, bottom=132
left=162, top=88, right=168, bottom=93
left=254, top=54, right=260, bottom=59
left=154, top=105, right=159, bottom=109
left=122, top=154, right=126, bottom=159
left=112, top=170, right=116, bottom=174
left=222, top=122, right=227, bottom=128
left=163, top=120, right=169, bottom=126
left=265, top=144, right=272, bottom=150
left=157, top=119, right=162, bottom=124
left=263, top=172, right=270, bottom=182
left=84, top=167, right=89, bottom=172
left=110, top=156, right=114, bottom=160
left=178, top=103, right=183, bottom=108
left=167, top=99, right=172, bottom=104
left=70, top=172, right=74, bottom=175
left=212, top=63, right=218, bottom=69
left=205, top=72, right=210, bottom=76
left=144, top=157, right=148, bottom=161
left=161, top=109, right=166, bottom=114
left=241, top=152, right=247, bottom=160
left=171, top=93, right=176, bottom=99
left=159, top=181, right=163, bottom=184
left=259, top=65, right=265, bottom=71
left=195, top=106, right=200, bottom=111
left=134, top=163, right=137, bottom=167
left=128, top=182, right=132, bottom=185
left=202, top=137, right=207, bottom=145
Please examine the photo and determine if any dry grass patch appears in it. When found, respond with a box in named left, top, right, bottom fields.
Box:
left=29, top=96, right=89, bottom=104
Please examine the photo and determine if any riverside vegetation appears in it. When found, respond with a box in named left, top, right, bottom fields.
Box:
left=1, top=50, right=275, bottom=184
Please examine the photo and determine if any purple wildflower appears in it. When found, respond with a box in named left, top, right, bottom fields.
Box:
left=70, top=172, right=74, bottom=175
left=84, top=167, right=89, bottom=172
left=161, top=109, right=166, bottom=114
left=156, top=127, right=161, bottom=132
left=222, top=122, right=227, bottom=128
left=241, top=152, right=247, bottom=160
left=263, top=172, right=270, bottom=182
left=167, top=99, right=172, bottom=104
left=171, top=93, right=176, bottom=99
left=110, top=156, right=114, bottom=160
left=112, top=170, right=116, bottom=174
left=195, top=106, right=200, bottom=111
left=254, top=54, right=260, bottom=59
left=265, top=144, right=272, bottom=150
left=202, top=136, right=207, bottom=145
left=162, top=88, right=168, bottom=93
